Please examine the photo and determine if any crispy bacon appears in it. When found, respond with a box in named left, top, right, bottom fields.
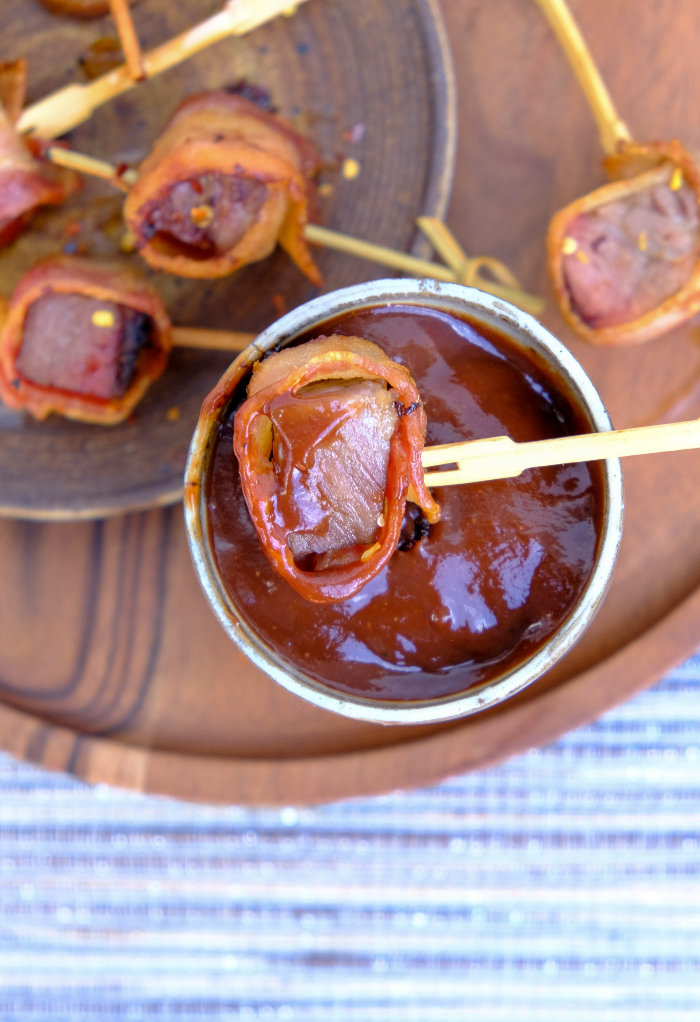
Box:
left=124, top=92, right=322, bottom=283
left=0, top=256, right=172, bottom=424
left=548, top=140, right=700, bottom=346
left=233, top=335, right=440, bottom=603
left=0, top=60, right=80, bottom=249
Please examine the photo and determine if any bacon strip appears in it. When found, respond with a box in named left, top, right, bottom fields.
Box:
left=124, top=91, right=322, bottom=283
left=0, top=59, right=80, bottom=249
left=548, top=140, right=700, bottom=346
left=0, top=256, right=172, bottom=424
left=233, top=336, right=440, bottom=603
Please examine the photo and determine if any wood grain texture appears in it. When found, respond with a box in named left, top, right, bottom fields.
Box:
left=2, top=0, right=700, bottom=804
left=0, top=0, right=454, bottom=518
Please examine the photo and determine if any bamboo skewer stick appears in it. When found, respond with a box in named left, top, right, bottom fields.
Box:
left=416, top=216, right=469, bottom=276
left=17, top=0, right=308, bottom=139
left=422, top=417, right=700, bottom=487
left=303, top=223, right=457, bottom=283
left=171, top=327, right=254, bottom=351
left=532, top=0, right=632, bottom=155
left=41, top=147, right=546, bottom=317
left=45, top=146, right=137, bottom=190
left=305, top=224, right=545, bottom=316
left=416, top=216, right=524, bottom=290
left=109, top=0, right=145, bottom=81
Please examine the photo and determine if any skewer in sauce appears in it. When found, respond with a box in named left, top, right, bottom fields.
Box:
left=207, top=305, right=605, bottom=701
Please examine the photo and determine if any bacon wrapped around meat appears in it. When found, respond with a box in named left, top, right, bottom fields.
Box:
left=0, top=256, right=172, bottom=424
left=0, top=59, right=79, bottom=249
left=124, top=91, right=322, bottom=284
left=548, top=141, right=700, bottom=346
left=233, top=335, right=441, bottom=603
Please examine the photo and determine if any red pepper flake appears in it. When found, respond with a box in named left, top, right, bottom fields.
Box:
left=190, top=178, right=204, bottom=195
left=25, top=137, right=46, bottom=159
left=190, top=204, right=214, bottom=228
left=341, top=123, right=366, bottom=144
left=272, top=293, right=287, bottom=318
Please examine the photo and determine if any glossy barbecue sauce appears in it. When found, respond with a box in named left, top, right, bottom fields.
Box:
left=207, top=306, right=604, bottom=701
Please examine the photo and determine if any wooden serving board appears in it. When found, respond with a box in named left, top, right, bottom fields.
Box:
left=0, top=0, right=454, bottom=518
left=1, top=0, right=700, bottom=804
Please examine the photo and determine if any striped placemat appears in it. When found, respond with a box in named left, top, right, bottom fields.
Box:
left=1, top=655, right=700, bottom=1020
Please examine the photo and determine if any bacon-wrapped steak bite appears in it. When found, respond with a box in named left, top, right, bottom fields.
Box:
left=233, top=335, right=441, bottom=603
left=0, top=256, right=172, bottom=424
left=0, top=59, right=79, bottom=249
left=548, top=141, right=700, bottom=346
left=124, top=92, right=322, bottom=283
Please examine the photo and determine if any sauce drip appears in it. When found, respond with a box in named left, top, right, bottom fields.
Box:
left=207, top=306, right=603, bottom=701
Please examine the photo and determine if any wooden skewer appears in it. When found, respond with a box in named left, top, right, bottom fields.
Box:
left=305, top=224, right=545, bottom=316
left=422, top=417, right=700, bottom=487
left=416, top=216, right=470, bottom=277
left=42, top=147, right=546, bottom=317
left=45, top=146, right=137, bottom=191
left=417, top=217, right=523, bottom=290
left=532, top=0, right=632, bottom=155
left=109, top=0, right=145, bottom=81
left=171, top=327, right=254, bottom=351
left=17, top=0, right=308, bottom=140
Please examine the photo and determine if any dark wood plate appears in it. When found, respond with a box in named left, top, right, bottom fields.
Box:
left=0, top=0, right=455, bottom=519
left=1, top=0, right=699, bottom=806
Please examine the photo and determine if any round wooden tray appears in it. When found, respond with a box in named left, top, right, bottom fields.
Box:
left=0, top=0, right=454, bottom=519
left=1, top=0, right=699, bottom=804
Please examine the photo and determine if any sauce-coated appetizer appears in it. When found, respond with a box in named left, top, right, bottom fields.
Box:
left=124, top=91, right=322, bottom=283
left=0, top=256, right=172, bottom=424
left=233, top=335, right=440, bottom=603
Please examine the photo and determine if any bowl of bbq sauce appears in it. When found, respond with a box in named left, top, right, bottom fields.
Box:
left=184, top=279, right=623, bottom=725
